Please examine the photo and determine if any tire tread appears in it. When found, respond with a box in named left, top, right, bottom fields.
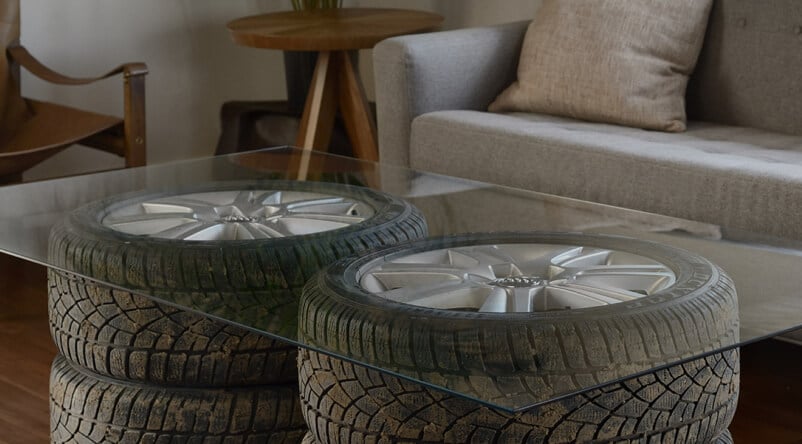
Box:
left=51, top=355, right=307, bottom=443
left=299, top=349, right=738, bottom=443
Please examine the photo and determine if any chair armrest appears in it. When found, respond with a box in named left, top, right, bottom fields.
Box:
left=7, top=45, right=147, bottom=85
left=373, top=21, right=528, bottom=168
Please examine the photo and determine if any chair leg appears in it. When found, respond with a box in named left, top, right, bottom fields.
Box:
left=123, top=73, right=146, bottom=167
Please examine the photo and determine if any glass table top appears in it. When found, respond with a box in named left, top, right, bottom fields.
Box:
left=2, top=147, right=801, bottom=412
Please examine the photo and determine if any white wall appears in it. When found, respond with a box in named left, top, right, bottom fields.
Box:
left=21, top=0, right=539, bottom=179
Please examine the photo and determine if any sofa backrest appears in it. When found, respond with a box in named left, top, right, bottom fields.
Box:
left=687, top=0, right=802, bottom=136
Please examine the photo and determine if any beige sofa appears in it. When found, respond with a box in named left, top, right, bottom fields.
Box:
left=374, top=0, right=802, bottom=241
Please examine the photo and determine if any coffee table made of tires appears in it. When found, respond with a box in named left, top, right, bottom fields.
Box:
left=2, top=147, right=799, bottom=443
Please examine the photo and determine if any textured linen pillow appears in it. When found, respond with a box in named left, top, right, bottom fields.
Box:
left=489, top=0, right=713, bottom=132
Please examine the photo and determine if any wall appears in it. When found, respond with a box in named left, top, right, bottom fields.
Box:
left=21, top=0, right=539, bottom=180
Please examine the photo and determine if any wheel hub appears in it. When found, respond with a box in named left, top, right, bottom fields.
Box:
left=218, top=214, right=261, bottom=223
left=487, top=276, right=545, bottom=288
left=215, top=204, right=265, bottom=224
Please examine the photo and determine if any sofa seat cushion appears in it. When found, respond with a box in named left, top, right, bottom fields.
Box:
left=410, top=110, right=802, bottom=239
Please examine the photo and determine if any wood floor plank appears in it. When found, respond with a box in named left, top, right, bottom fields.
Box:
left=0, top=254, right=55, bottom=443
left=0, top=318, right=55, bottom=399
left=0, top=376, right=52, bottom=444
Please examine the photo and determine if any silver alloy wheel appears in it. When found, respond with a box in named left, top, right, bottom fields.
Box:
left=102, top=190, right=375, bottom=241
left=358, top=244, right=676, bottom=312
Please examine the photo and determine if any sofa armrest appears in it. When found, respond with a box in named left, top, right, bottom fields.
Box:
left=373, top=21, right=528, bottom=168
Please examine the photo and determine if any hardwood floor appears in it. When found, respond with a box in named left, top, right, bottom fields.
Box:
left=0, top=254, right=54, bottom=444
left=1, top=252, right=801, bottom=443
left=730, top=338, right=802, bottom=443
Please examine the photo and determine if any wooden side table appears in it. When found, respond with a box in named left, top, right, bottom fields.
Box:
left=228, top=8, right=443, bottom=177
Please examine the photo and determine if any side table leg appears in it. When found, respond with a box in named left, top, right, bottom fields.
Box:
left=337, top=51, right=378, bottom=162
left=336, top=51, right=380, bottom=188
left=295, top=50, right=338, bottom=180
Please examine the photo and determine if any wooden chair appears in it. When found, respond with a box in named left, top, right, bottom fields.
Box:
left=0, top=1, right=147, bottom=184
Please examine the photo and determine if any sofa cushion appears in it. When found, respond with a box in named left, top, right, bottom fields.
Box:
left=410, top=110, right=802, bottom=239
left=488, top=0, right=712, bottom=132
left=687, top=0, right=802, bottom=137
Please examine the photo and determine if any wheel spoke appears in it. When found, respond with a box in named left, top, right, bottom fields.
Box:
left=233, top=190, right=255, bottom=204
left=500, top=245, right=582, bottom=267
left=489, top=262, right=523, bottom=279
left=363, top=268, right=466, bottom=292
left=477, top=286, right=510, bottom=312
left=571, top=265, right=670, bottom=274
left=106, top=217, right=199, bottom=237
left=256, top=191, right=282, bottom=205
left=512, top=286, right=541, bottom=312
left=557, top=264, right=671, bottom=279
left=503, top=246, right=578, bottom=273
left=480, top=286, right=543, bottom=313
left=156, top=221, right=221, bottom=241
left=145, top=199, right=218, bottom=219
left=237, top=223, right=273, bottom=240
left=289, top=212, right=367, bottom=224
left=374, top=262, right=466, bottom=274
left=545, top=282, right=642, bottom=309
left=104, top=212, right=195, bottom=226
left=552, top=248, right=612, bottom=268
left=541, top=285, right=614, bottom=310
left=571, top=271, right=675, bottom=295
left=139, top=202, right=196, bottom=215
left=376, top=280, right=490, bottom=308
left=279, top=217, right=349, bottom=235
left=288, top=202, right=367, bottom=219
left=286, top=197, right=345, bottom=210
left=444, top=247, right=520, bottom=278
left=251, top=225, right=286, bottom=238
left=465, top=245, right=519, bottom=267
left=442, top=249, right=480, bottom=268
left=251, top=221, right=294, bottom=238
left=149, top=196, right=218, bottom=208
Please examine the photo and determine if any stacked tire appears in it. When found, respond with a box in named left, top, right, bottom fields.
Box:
left=46, top=181, right=427, bottom=443
left=297, top=232, right=740, bottom=443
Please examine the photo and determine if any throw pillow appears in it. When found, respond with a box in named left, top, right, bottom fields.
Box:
left=489, top=0, right=713, bottom=132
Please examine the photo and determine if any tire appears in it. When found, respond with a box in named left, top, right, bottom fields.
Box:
left=300, top=232, right=739, bottom=400
left=298, top=232, right=740, bottom=442
left=50, top=354, right=308, bottom=444
left=299, top=348, right=739, bottom=444
left=715, top=430, right=733, bottom=444
left=47, top=180, right=427, bottom=387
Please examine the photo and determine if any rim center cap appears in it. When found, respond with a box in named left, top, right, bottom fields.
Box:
left=488, top=276, right=545, bottom=288
left=215, top=205, right=262, bottom=223
left=219, top=215, right=259, bottom=223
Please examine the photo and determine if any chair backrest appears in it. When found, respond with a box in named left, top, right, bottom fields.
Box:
left=0, top=0, right=29, bottom=145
